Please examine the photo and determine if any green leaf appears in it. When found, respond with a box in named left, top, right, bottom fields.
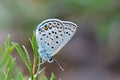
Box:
left=50, top=73, right=55, bottom=80
left=44, top=76, right=48, bottom=80
left=13, top=68, right=25, bottom=80
left=5, top=35, right=10, bottom=51
left=22, top=45, right=32, bottom=69
left=29, top=31, right=40, bottom=79
left=5, top=58, right=16, bottom=80
left=0, top=72, right=5, bottom=80
left=29, top=31, right=38, bottom=57
left=8, top=43, right=16, bottom=54
left=0, top=46, right=4, bottom=55
left=14, top=43, right=32, bottom=76
left=29, top=31, right=38, bottom=65
left=0, top=37, right=15, bottom=70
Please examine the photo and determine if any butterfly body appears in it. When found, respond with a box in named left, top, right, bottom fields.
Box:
left=36, top=19, right=77, bottom=63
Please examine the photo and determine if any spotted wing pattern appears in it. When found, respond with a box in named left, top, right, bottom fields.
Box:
left=51, top=21, right=77, bottom=56
left=36, top=19, right=77, bottom=62
left=36, top=19, right=64, bottom=61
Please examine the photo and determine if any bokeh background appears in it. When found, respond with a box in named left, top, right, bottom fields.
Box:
left=0, top=0, right=120, bottom=80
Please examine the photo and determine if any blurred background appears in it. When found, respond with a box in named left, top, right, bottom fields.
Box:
left=0, top=0, right=120, bottom=80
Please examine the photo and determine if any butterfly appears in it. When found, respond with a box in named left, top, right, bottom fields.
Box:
left=36, top=19, right=77, bottom=64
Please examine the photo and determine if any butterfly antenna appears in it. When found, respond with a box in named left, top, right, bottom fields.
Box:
left=53, top=58, right=64, bottom=71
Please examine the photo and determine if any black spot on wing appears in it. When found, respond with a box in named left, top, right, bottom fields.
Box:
left=42, top=34, right=46, bottom=36
left=49, top=33, right=51, bottom=35
left=56, top=41, right=58, bottom=44
left=51, top=46, right=54, bottom=49
left=47, top=43, right=49, bottom=45
left=56, top=36, right=58, bottom=38
left=40, top=38, right=42, bottom=40
left=52, top=31, right=54, bottom=33
left=55, top=32, right=57, bottom=34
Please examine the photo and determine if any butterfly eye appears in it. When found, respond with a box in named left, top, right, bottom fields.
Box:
left=48, top=57, right=54, bottom=63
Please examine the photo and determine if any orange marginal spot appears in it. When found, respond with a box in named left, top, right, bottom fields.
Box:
left=44, top=26, right=49, bottom=30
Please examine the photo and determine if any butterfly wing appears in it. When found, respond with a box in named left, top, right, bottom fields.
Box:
left=51, top=21, right=78, bottom=56
left=36, top=19, right=64, bottom=58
